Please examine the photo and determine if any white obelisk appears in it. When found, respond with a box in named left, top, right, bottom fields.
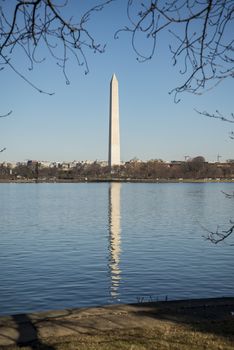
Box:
left=108, top=74, right=120, bottom=167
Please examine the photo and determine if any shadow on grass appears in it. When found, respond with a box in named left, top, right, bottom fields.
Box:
left=2, top=298, right=233, bottom=349
left=130, top=297, right=234, bottom=339
left=13, top=314, right=55, bottom=349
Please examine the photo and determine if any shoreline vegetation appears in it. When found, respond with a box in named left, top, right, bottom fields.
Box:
left=1, top=177, right=234, bottom=183
left=0, top=297, right=234, bottom=349
left=1, top=157, right=234, bottom=184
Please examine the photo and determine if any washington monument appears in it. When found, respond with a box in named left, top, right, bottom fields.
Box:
left=108, top=74, right=120, bottom=167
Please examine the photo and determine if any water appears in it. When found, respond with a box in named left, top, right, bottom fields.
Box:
left=0, top=182, right=233, bottom=316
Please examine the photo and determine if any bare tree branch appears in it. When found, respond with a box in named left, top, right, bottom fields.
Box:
left=0, top=109, right=11, bottom=153
left=0, top=0, right=114, bottom=90
left=116, top=0, right=234, bottom=101
left=203, top=221, right=234, bottom=245
left=1, top=1, right=233, bottom=98
left=195, top=108, right=234, bottom=138
left=0, top=110, right=12, bottom=118
left=195, top=109, right=234, bottom=123
left=221, top=190, right=234, bottom=198
left=202, top=188, right=234, bottom=245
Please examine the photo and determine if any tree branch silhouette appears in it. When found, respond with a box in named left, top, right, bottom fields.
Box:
left=0, top=0, right=114, bottom=91
left=116, top=0, right=233, bottom=102
left=0, top=111, right=12, bottom=153
left=1, top=1, right=233, bottom=97
left=195, top=109, right=234, bottom=124
left=203, top=221, right=234, bottom=246
left=0, top=110, right=12, bottom=118
left=0, top=0, right=114, bottom=144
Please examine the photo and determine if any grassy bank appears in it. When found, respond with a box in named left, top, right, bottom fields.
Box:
left=1, top=297, right=234, bottom=350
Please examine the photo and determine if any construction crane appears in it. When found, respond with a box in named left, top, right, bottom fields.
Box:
left=217, top=154, right=222, bottom=162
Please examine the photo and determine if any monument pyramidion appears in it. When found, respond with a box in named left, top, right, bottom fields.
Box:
left=108, top=74, right=120, bottom=168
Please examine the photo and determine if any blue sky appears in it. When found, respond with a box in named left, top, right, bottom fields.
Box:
left=1, top=1, right=233, bottom=163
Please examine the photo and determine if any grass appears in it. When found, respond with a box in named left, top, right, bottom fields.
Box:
left=2, top=298, right=234, bottom=350
left=6, top=317, right=234, bottom=350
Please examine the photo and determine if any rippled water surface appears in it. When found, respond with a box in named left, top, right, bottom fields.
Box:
left=0, top=182, right=233, bottom=315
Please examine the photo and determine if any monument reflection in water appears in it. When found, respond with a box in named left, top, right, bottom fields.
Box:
left=108, top=182, right=122, bottom=300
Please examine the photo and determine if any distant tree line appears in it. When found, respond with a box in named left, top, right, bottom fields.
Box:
left=1, top=157, right=234, bottom=181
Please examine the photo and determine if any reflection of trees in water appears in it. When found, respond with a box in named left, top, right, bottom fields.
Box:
left=108, top=182, right=121, bottom=300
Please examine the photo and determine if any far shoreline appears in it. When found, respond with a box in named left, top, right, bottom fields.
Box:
left=1, top=178, right=234, bottom=184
